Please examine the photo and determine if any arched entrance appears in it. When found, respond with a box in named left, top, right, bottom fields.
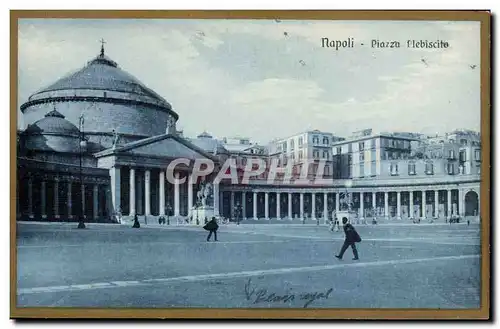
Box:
left=464, top=191, right=479, bottom=216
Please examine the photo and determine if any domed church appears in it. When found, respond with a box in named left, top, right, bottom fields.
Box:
left=17, top=44, right=221, bottom=223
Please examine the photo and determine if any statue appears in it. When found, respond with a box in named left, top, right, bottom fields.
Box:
left=112, top=129, right=120, bottom=149
left=196, top=181, right=214, bottom=207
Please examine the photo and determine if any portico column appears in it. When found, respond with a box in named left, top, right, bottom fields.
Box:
left=384, top=191, right=389, bottom=219
left=434, top=190, right=439, bottom=218
left=359, top=192, right=364, bottom=220
left=335, top=193, right=340, bottom=213
left=109, top=167, right=120, bottom=215
left=300, top=193, right=304, bottom=219
left=213, top=183, right=220, bottom=217
left=54, top=179, right=59, bottom=219
left=242, top=191, right=247, bottom=219
left=447, top=189, right=452, bottom=219
left=459, top=189, right=465, bottom=217
left=422, top=191, right=427, bottom=219
left=323, top=193, right=328, bottom=222
left=264, top=192, right=269, bottom=219
left=66, top=181, right=72, bottom=219
left=159, top=171, right=165, bottom=216
left=372, top=192, right=376, bottom=217
left=145, top=170, right=151, bottom=216
left=93, top=184, right=99, bottom=220
left=253, top=192, right=258, bottom=219
left=41, top=180, right=47, bottom=219
left=187, top=174, right=193, bottom=216
left=396, top=191, right=401, bottom=220
left=230, top=191, right=235, bottom=218
left=288, top=193, right=292, bottom=219
left=276, top=192, right=281, bottom=219
left=174, top=172, right=180, bottom=217
left=129, top=168, right=136, bottom=216
left=311, top=193, right=316, bottom=220
left=409, top=191, right=414, bottom=218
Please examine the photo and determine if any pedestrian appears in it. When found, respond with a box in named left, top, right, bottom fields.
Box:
left=467, top=218, right=470, bottom=226
left=335, top=217, right=361, bottom=261
left=132, top=214, right=140, bottom=228
left=204, top=217, right=219, bottom=242
left=334, top=217, right=340, bottom=232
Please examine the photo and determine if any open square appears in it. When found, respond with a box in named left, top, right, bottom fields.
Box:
left=17, top=222, right=481, bottom=309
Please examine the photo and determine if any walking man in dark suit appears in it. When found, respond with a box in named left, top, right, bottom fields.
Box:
left=335, top=217, right=361, bottom=260
left=204, top=217, right=219, bottom=242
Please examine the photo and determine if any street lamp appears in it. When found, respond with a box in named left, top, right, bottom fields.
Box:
left=77, top=114, right=87, bottom=229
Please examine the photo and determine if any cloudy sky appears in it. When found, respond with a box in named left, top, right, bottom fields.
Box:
left=18, top=19, right=481, bottom=143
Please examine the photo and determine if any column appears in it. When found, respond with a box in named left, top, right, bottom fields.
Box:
left=145, top=170, right=151, bottom=216
left=311, top=193, right=316, bottom=220
left=242, top=192, right=247, bottom=219
left=396, top=191, right=401, bottom=220
left=66, top=181, right=72, bottom=219
left=288, top=193, right=292, bottom=219
left=384, top=191, right=389, bottom=219
left=264, top=192, right=269, bottom=219
left=422, top=190, right=427, bottom=218
left=93, top=184, right=99, bottom=220
left=335, top=193, right=340, bottom=213
left=447, top=189, right=452, bottom=219
left=372, top=192, right=376, bottom=217
left=174, top=172, right=180, bottom=216
left=41, top=180, right=47, bottom=219
left=276, top=192, right=281, bottom=219
left=213, top=183, right=220, bottom=217
left=54, top=179, right=59, bottom=218
left=253, top=192, right=257, bottom=219
left=109, top=167, right=120, bottom=215
left=323, top=193, right=328, bottom=221
left=434, top=190, right=439, bottom=218
left=230, top=191, right=235, bottom=218
left=129, top=168, right=136, bottom=216
left=359, top=192, right=364, bottom=219
left=187, top=174, right=193, bottom=216
left=299, top=193, right=304, bottom=219
left=159, top=171, right=165, bottom=216
left=459, top=189, right=465, bottom=217
left=81, top=184, right=86, bottom=218
left=409, top=191, right=414, bottom=218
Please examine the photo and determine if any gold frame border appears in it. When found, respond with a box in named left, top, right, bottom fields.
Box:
left=10, top=9, right=491, bottom=320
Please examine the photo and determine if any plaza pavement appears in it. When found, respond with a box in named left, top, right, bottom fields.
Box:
left=16, top=221, right=481, bottom=309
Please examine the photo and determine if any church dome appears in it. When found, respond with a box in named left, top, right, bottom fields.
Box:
left=24, top=109, right=80, bottom=137
left=190, top=131, right=229, bottom=155
left=20, top=44, right=179, bottom=148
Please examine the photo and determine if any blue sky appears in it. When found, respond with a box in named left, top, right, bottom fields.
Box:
left=18, top=19, right=481, bottom=143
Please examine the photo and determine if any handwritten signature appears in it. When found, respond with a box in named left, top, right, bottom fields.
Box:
left=244, top=278, right=334, bottom=308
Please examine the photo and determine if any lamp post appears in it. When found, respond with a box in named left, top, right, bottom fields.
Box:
left=77, top=114, right=87, bottom=229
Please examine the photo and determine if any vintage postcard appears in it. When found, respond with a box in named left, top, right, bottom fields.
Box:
left=11, top=10, right=490, bottom=319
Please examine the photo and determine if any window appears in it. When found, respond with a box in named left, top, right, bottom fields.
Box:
left=312, top=135, right=319, bottom=144
left=325, top=166, right=330, bottom=175
left=459, top=150, right=466, bottom=162
left=313, top=150, right=319, bottom=159
left=371, top=139, right=376, bottom=149
left=290, top=139, right=295, bottom=150
left=359, top=142, right=365, bottom=151
left=298, top=137, right=303, bottom=147
left=425, top=161, right=434, bottom=175
left=359, top=152, right=365, bottom=161
left=447, top=163, right=455, bottom=175
left=360, top=163, right=365, bottom=177
left=291, top=153, right=295, bottom=160
left=475, top=149, right=481, bottom=161
left=299, top=150, right=303, bottom=160
left=336, top=147, right=342, bottom=155
left=371, top=161, right=376, bottom=176
left=323, top=136, right=329, bottom=145
left=408, top=162, right=416, bottom=175
left=323, top=151, right=329, bottom=159
left=390, top=163, right=398, bottom=176
left=282, top=142, right=287, bottom=152
left=460, top=139, right=468, bottom=146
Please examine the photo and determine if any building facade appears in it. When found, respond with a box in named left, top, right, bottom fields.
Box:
left=16, top=46, right=482, bottom=224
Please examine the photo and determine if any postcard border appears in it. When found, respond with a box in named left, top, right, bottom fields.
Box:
left=10, top=9, right=491, bottom=320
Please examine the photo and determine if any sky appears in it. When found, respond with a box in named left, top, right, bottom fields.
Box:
left=17, top=19, right=481, bottom=143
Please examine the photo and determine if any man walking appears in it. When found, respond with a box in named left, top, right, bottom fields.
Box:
left=335, top=217, right=361, bottom=260
left=204, top=217, right=219, bottom=242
